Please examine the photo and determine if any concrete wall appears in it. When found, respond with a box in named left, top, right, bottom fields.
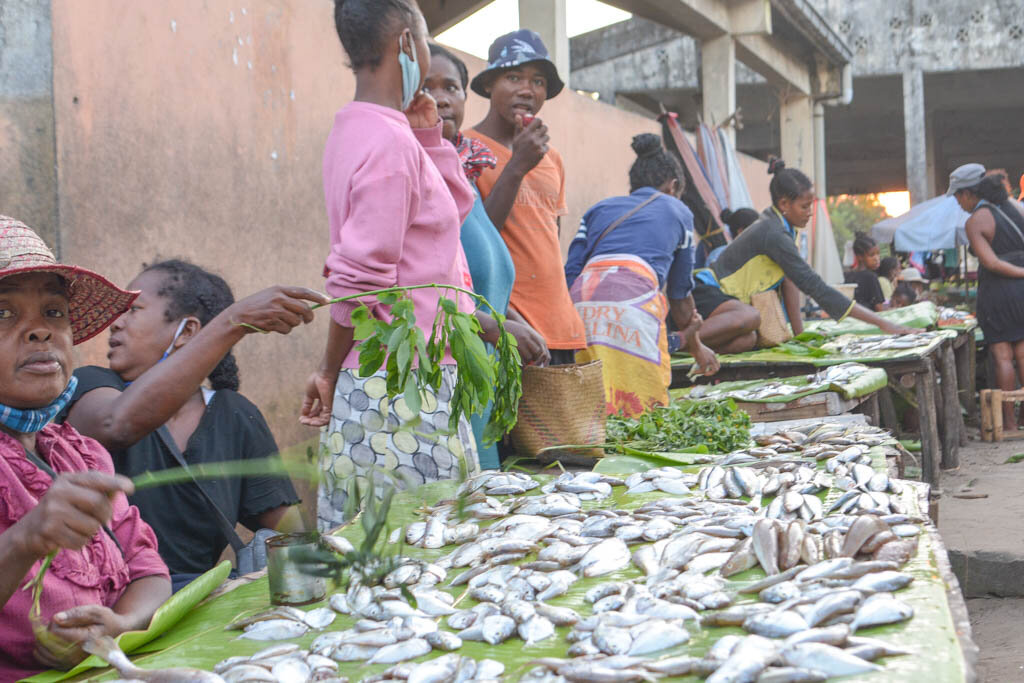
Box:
left=0, top=0, right=57, bottom=248
left=809, top=0, right=1024, bottom=75
left=48, top=0, right=661, bottom=448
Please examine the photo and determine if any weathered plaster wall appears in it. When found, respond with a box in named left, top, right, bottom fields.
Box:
left=809, top=0, right=1024, bottom=75
left=0, top=0, right=57, bottom=248
left=49, top=0, right=660, bottom=448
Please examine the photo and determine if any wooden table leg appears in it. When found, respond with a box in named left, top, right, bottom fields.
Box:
left=992, top=389, right=1004, bottom=442
left=955, top=333, right=978, bottom=426
left=940, top=344, right=964, bottom=465
left=878, top=386, right=900, bottom=437
left=859, top=392, right=881, bottom=426
left=980, top=389, right=993, bottom=442
left=916, top=361, right=941, bottom=487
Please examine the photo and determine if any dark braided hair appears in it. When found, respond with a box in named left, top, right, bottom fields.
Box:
left=428, top=43, right=468, bottom=89
left=877, top=256, right=900, bottom=279
left=852, top=232, right=877, bottom=258
left=334, top=0, right=422, bottom=71
left=629, top=133, right=684, bottom=193
left=143, top=259, right=240, bottom=392
left=767, top=156, right=813, bottom=206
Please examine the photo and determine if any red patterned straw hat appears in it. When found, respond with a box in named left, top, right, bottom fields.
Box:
left=0, top=216, right=137, bottom=345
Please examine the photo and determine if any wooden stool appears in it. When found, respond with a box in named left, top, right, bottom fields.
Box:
left=980, top=389, right=1024, bottom=441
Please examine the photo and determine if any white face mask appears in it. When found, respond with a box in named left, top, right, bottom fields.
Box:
left=160, top=318, right=189, bottom=362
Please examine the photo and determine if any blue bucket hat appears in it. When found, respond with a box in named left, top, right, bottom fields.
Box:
left=470, top=29, right=565, bottom=99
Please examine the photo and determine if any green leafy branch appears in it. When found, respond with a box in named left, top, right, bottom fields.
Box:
left=243, top=284, right=522, bottom=445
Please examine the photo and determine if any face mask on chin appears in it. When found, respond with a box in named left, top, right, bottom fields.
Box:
left=398, top=34, right=420, bottom=111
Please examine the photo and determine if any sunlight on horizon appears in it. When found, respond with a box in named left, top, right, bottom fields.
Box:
left=877, top=191, right=911, bottom=217
left=436, top=0, right=632, bottom=59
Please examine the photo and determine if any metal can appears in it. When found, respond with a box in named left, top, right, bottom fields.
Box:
left=265, top=532, right=327, bottom=606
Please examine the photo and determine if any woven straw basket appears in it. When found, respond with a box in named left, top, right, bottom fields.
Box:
left=750, top=290, right=793, bottom=348
left=509, top=360, right=607, bottom=465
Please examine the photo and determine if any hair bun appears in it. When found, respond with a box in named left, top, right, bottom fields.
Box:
left=767, top=156, right=786, bottom=175
left=631, top=133, right=663, bottom=159
left=720, top=208, right=734, bottom=222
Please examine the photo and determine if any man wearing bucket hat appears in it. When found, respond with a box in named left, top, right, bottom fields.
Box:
left=0, top=217, right=170, bottom=677
left=469, top=30, right=586, bottom=365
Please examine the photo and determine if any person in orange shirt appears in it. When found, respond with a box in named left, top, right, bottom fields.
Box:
left=468, top=30, right=585, bottom=365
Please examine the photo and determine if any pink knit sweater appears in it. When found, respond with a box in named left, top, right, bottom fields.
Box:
left=322, top=102, right=475, bottom=368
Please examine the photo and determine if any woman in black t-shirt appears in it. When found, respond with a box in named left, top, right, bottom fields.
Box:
left=844, top=233, right=886, bottom=312
left=60, top=260, right=327, bottom=590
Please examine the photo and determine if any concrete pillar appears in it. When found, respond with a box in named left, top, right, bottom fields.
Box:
left=700, top=35, right=736, bottom=145
left=902, top=67, right=928, bottom=205
left=924, top=108, right=937, bottom=198
left=519, top=0, right=569, bottom=86
left=779, top=92, right=815, bottom=184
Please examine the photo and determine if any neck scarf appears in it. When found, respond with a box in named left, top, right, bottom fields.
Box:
left=0, top=375, right=78, bottom=434
left=453, top=132, right=497, bottom=182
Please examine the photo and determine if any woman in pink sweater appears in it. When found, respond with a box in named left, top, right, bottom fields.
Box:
left=301, top=0, right=538, bottom=529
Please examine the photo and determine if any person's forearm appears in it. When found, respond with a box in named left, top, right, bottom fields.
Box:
left=83, top=315, right=248, bottom=450
left=482, top=163, right=526, bottom=230
left=781, top=279, right=803, bottom=335
left=320, top=320, right=355, bottom=377
left=111, top=575, right=170, bottom=632
left=669, top=296, right=700, bottom=348
left=848, top=304, right=895, bottom=329
left=0, top=524, right=43, bottom=610
left=983, top=256, right=1024, bottom=279
left=475, top=312, right=500, bottom=346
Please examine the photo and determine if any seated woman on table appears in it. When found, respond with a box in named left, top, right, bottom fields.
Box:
left=0, top=217, right=170, bottom=679
left=844, top=233, right=887, bottom=312
left=61, top=260, right=327, bottom=592
left=565, top=133, right=719, bottom=417
left=691, top=157, right=913, bottom=353
left=876, top=256, right=901, bottom=302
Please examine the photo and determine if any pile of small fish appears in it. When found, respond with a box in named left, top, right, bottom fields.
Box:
left=689, top=363, right=874, bottom=402
left=823, top=331, right=945, bottom=355
left=98, top=420, right=937, bottom=683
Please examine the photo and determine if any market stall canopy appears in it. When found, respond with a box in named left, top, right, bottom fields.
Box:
left=872, top=196, right=969, bottom=251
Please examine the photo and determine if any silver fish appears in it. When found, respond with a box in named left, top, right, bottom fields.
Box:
left=534, top=603, right=581, bottom=626
left=407, top=654, right=461, bottom=683
left=482, top=614, right=517, bottom=645
left=238, top=618, right=309, bottom=641
left=755, top=666, right=827, bottom=682
left=330, top=643, right=379, bottom=662
left=221, top=665, right=277, bottom=682
left=752, top=519, right=780, bottom=575
left=804, top=589, right=862, bottom=628
left=270, top=658, right=310, bottom=683
left=627, top=621, right=689, bottom=655
left=592, top=623, right=633, bottom=656
left=303, top=607, right=337, bottom=629
left=367, top=637, right=431, bottom=664
left=850, top=595, right=914, bottom=631
left=84, top=636, right=226, bottom=682
left=424, top=630, right=463, bottom=651
left=781, top=643, right=881, bottom=676
left=743, top=610, right=808, bottom=638
left=518, top=614, right=556, bottom=644
left=706, top=634, right=777, bottom=683
left=851, top=570, right=914, bottom=593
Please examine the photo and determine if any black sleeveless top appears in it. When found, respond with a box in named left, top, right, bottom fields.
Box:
left=973, top=200, right=1024, bottom=343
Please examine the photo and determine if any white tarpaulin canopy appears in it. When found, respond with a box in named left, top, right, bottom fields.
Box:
left=871, top=196, right=969, bottom=251
left=811, top=200, right=844, bottom=285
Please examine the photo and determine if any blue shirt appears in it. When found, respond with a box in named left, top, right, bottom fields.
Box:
left=565, top=187, right=695, bottom=299
left=460, top=190, right=515, bottom=316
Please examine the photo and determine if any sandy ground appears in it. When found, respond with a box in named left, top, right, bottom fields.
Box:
left=967, top=597, right=1024, bottom=682
left=939, top=433, right=1024, bottom=681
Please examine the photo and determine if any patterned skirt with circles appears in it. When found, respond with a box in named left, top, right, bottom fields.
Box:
left=316, top=366, right=480, bottom=531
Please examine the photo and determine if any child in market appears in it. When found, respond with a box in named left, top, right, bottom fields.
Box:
left=468, top=30, right=586, bottom=365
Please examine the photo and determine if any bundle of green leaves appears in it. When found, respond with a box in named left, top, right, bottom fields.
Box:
left=606, top=399, right=751, bottom=454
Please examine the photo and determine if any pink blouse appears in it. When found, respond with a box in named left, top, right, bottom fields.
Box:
left=0, top=423, right=168, bottom=680
left=322, top=102, right=476, bottom=368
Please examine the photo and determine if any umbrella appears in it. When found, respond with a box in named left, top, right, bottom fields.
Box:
left=871, top=196, right=969, bottom=251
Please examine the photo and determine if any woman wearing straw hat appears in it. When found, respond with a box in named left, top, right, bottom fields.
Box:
left=0, top=216, right=170, bottom=678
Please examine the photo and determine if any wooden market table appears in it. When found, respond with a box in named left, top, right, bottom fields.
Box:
left=730, top=390, right=878, bottom=422
left=671, top=332, right=967, bottom=487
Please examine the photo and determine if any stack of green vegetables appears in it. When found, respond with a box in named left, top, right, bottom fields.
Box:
left=606, top=399, right=751, bottom=454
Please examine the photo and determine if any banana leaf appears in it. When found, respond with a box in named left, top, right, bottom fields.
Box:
left=672, top=366, right=888, bottom=403
left=805, top=301, right=939, bottom=337
left=592, top=447, right=711, bottom=474
left=23, top=561, right=231, bottom=682
left=33, top=478, right=964, bottom=682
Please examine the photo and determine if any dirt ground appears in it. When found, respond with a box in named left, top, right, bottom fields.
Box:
left=939, top=433, right=1024, bottom=681
left=967, top=598, right=1024, bottom=681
